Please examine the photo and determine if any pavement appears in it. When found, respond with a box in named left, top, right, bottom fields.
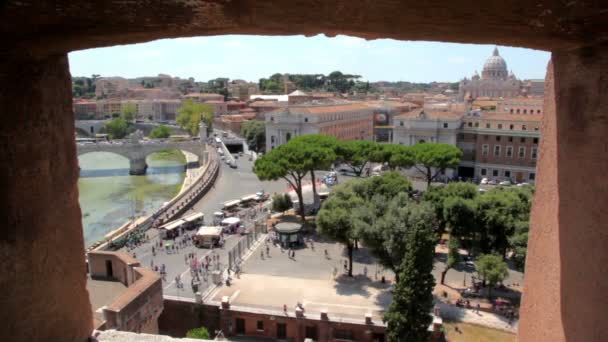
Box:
left=208, top=234, right=395, bottom=322
left=118, top=154, right=287, bottom=299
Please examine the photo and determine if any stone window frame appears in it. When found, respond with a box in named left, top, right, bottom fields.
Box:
left=519, top=146, right=526, bottom=158
left=482, top=144, right=489, bottom=156
left=506, top=145, right=513, bottom=158
left=494, top=145, right=501, bottom=157
left=531, top=147, right=538, bottom=159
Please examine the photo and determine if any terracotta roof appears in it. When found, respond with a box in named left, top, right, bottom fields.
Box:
left=396, top=109, right=463, bottom=120
left=279, top=103, right=373, bottom=115
left=249, top=101, right=288, bottom=107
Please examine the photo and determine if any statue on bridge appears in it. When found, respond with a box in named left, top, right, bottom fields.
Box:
left=128, top=130, right=144, bottom=144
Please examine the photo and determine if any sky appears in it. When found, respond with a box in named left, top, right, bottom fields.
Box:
left=68, top=35, right=550, bottom=83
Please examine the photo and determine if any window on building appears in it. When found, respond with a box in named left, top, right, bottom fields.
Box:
left=522, top=125, right=527, bottom=130
left=531, top=147, right=538, bottom=159
left=285, top=132, right=291, bottom=142
left=509, top=124, right=514, bottom=130
left=517, top=109, right=520, bottom=114
left=519, top=146, right=526, bottom=158
left=276, top=323, right=287, bottom=339
left=257, top=321, right=264, bottom=331
left=486, top=123, right=491, bottom=128
left=533, top=137, right=539, bottom=144
left=270, top=116, right=274, bottom=121
left=510, top=109, right=514, bottom=114
left=481, top=168, right=487, bottom=176
left=520, top=137, right=526, bottom=143
left=506, top=146, right=513, bottom=157
left=496, top=136, right=501, bottom=141
left=334, top=330, right=354, bottom=341
left=494, top=145, right=501, bottom=157
left=508, top=136, right=513, bottom=142
left=305, top=326, right=318, bottom=340
left=505, top=170, right=511, bottom=178
left=270, top=136, right=275, bottom=143
left=482, top=144, right=489, bottom=156
left=468, top=122, right=472, bottom=127
left=498, top=124, right=503, bottom=129
left=304, top=117, right=308, bottom=122
left=443, top=122, right=448, bottom=128
left=534, top=127, right=539, bottom=131
left=537, top=110, right=541, bottom=114
left=400, top=121, right=404, bottom=126
left=524, top=109, right=527, bottom=114
left=530, top=172, right=536, bottom=181
left=493, top=170, right=499, bottom=177
left=474, top=122, right=479, bottom=127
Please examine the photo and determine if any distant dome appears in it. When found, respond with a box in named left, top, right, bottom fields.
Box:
left=482, top=47, right=508, bottom=80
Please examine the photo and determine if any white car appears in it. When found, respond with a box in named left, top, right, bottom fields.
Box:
left=517, top=182, right=530, bottom=187
left=487, top=179, right=498, bottom=185
left=499, top=180, right=512, bottom=186
left=480, top=178, right=489, bottom=185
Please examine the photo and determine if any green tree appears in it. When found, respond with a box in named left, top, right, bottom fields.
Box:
left=253, top=140, right=314, bottom=221
left=336, top=140, right=381, bottom=177
left=317, top=185, right=363, bottom=277
left=289, top=134, right=338, bottom=203
left=384, top=204, right=436, bottom=341
left=421, top=181, right=479, bottom=238
left=240, top=120, right=266, bottom=152
left=356, top=192, right=433, bottom=283
left=104, top=118, right=129, bottom=139
left=474, top=189, right=522, bottom=257
left=176, top=100, right=213, bottom=136
left=384, top=144, right=415, bottom=170
left=440, top=236, right=461, bottom=285
left=410, top=143, right=463, bottom=188
left=271, top=193, right=292, bottom=214
left=121, top=103, right=137, bottom=122
left=186, top=327, right=211, bottom=339
left=149, top=125, right=172, bottom=139
left=443, top=196, right=478, bottom=241
left=475, top=254, right=509, bottom=298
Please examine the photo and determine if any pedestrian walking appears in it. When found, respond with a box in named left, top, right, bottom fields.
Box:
left=476, top=303, right=481, bottom=314
left=266, top=245, right=270, bottom=257
left=261, top=250, right=264, bottom=260
left=363, top=266, right=368, bottom=277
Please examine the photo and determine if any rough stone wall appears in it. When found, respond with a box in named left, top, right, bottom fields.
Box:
left=519, top=45, right=608, bottom=341
left=3, top=1, right=607, bottom=54
left=0, top=54, right=92, bottom=341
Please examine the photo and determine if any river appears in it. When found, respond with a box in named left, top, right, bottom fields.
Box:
left=78, top=151, right=186, bottom=247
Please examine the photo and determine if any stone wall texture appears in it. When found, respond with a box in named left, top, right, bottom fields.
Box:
left=1, top=1, right=607, bottom=342
left=0, top=54, right=93, bottom=341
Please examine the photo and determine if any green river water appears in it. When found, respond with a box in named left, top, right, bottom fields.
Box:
left=78, top=151, right=186, bottom=247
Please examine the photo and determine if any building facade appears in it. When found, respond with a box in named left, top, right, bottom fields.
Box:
left=458, top=112, right=541, bottom=182
left=458, top=48, right=522, bottom=101
left=265, top=102, right=374, bottom=151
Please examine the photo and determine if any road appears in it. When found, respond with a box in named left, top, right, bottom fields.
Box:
left=120, top=153, right=287, bottom=299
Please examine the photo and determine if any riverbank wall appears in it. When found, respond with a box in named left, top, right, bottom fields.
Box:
left=87, top=145, right=219, bottom=252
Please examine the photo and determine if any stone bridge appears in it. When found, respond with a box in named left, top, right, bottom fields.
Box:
left=77, top=133, right=207, bottom=175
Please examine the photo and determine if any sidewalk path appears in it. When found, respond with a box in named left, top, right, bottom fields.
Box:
left=437, top=301, right=518, bottom=333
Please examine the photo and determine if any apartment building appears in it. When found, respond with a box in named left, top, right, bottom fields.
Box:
left=458, top=111, right=541, bottom=182
left=265, top=102, right=374, bottom=151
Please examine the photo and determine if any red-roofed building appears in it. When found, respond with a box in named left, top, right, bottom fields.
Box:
left=265, top=102, right=374, bottom=150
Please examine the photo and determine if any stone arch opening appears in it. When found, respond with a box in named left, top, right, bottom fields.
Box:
left=2, top=2, right=607, bottom=342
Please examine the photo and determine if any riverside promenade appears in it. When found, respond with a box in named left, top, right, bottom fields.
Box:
left=88, top=145, right=220, bottom=252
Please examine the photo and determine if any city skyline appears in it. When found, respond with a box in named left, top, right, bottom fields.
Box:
left=69, top=35, right=550, bottom=83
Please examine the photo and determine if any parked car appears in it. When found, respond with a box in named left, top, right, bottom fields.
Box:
left=487, top=179, right=498, bottom=185
left=499, top=180, right=512, bottom=186
left=480, top=177, right=489, bottom=185
left=517, top=182, right=530, bottom=187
